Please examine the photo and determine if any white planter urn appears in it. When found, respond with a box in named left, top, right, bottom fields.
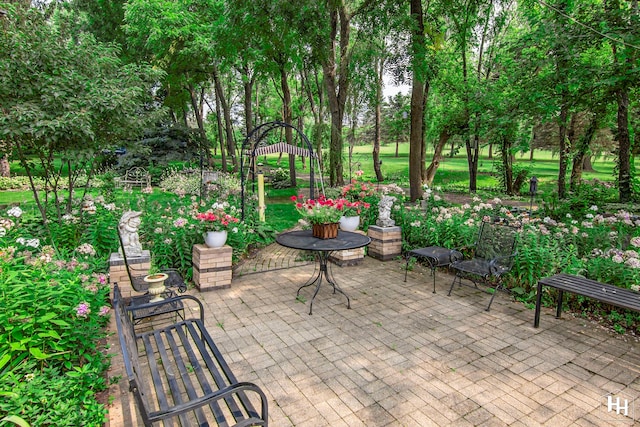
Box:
left=339, top=215, right=360, bottom=232
left=204, top=230, right=228, bottom=248
left=143, top=273, right=168, bottom=303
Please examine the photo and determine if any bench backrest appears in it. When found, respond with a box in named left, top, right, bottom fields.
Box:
left=112, top=284, right=153, bottom=422
left=124, top=167, right=150, bottom=184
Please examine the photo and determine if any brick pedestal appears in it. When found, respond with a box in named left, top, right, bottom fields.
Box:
left=192, top=244, right=232, bottom=291
left=368, top=226, right=402, bottom=261
left=330, top=230, right=367, bottom=266
left=108, top=250, right=150, bottom=300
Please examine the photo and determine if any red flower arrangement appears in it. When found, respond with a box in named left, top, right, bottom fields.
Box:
left=291, top=195, right=370, bottom=224
left=195, top=210, right=240, bottom=232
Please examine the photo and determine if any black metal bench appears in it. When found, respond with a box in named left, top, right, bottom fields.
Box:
left=113, top=284, right=269, bottom=426
left=534, top=273, right=640, bottom=328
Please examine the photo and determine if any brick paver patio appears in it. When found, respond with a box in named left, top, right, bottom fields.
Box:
left=107, top=249, right=640, bottom=426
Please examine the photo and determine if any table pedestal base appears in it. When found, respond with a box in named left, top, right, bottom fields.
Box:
left=297, top=251, right=350, bottom=315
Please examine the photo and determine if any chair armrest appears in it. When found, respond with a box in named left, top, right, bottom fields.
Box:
left=488, top=251, right=518, bottom=276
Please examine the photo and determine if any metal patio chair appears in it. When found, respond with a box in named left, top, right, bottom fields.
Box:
left=448, top=219, right=518, bottom=311
left=116, top=227, right=187, bottom=294
left=115, top=228, right=188, bottom=324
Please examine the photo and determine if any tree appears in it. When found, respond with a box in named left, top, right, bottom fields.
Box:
left=603, top=0, right=638, bottom=202
left=408, top=0, right=428, bottom=201
left=0, top=3, right=162, bottom=225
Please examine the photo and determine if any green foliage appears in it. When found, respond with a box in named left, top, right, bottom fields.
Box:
left=270, top=168, right=291, bottom=189
left=0, top=177, right=43, bottom=192
left=158, top=168, right=202, bottom=197
left=0, top=242, right=110, bottom=426
left=0, top=3, right=164, bottom=225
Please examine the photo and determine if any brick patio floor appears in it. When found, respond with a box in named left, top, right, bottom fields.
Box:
left=106, top=252, right=640, bottom=426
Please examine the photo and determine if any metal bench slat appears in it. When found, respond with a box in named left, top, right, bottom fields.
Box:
left=540, top=273, right=640, bottom=311
left=165, top=324, right=223, bottom=427
left=186, top=321, right=261, bottom=423
left=183, top=321, right=247, bottom=425
left=140, top=333, right=176, bottom=425
left=113, top=284, right=268, bottom=426
left=535, top=273, right=640, bottom=328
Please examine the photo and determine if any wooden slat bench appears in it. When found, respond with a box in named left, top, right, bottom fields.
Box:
left=534, top=273, right=640, bottom=328
left=113, top=284, right=269, bottom=426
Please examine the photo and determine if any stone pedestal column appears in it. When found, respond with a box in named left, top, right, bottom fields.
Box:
left=192, top=244, right=232, bottom=291
left=367, top=226, right=402, bottom=261
left=329, top=230, right=367, bottom=266
left=108, top=250, right=151, bottom=300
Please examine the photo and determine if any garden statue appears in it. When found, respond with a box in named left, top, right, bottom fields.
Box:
left=119, top=211, right=143, bottom=257
left=377, top=195, right=396, bottom=227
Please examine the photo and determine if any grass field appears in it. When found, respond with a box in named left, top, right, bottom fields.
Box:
left=255, top=142, right=617, bottom=195
left=4, top=143, right=618, bottom=207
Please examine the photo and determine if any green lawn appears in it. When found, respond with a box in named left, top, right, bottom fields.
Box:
left=5, top=143, right=618, bottom=207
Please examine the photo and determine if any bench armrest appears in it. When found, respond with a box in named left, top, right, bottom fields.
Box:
left=147, top=381, right=269, bottom=426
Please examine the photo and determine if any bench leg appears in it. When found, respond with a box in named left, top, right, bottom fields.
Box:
left=555, top=290, right=564, bottom=319
left=534, top=281, right=543, bottom=328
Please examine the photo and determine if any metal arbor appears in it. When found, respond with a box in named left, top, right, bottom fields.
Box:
left=240, top=121, right=319, bottom=220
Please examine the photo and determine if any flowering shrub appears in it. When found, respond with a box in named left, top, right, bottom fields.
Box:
left=159, top=167, right=202, bottom=197
left=0, top=240, right=111, bottom=425
left=398, top=195, right=640, bottom=332
left=341, top=179, right=376, bottom=201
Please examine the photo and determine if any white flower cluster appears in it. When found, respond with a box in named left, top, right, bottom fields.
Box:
left=76, top=243, right=96, bottom=257
left=7, top=207, right=22, bottom=218
left=16, top=237, right=40, bottom=248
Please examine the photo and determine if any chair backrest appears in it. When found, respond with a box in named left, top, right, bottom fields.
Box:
left=474, top=220, right=518, bottom=264
left=116, top=227, right=146, bottom=292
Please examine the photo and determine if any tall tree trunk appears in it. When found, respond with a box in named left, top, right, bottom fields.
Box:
left=570, top=111, right=599, bottom=191
left=425, top=128, right=450, bottom=186
left=302, top=65, right=324, bottom=172
left=187, top=83, right=210, bottom=164
left=557, top=103, right=570, bottom=199
left=242, top=64, right=254, bottom=136
left=212, top=65, right=237, bottom=171
left=214, top=91, right=227, bottom=171
left=501, top=135, right=514, bottom=195
left=605, top=0, right=635, bottom=202
left=322, top=3, right=351, bottom=187
left=373, top=56, right=383, bottom=182
left=0, top=155, right=9, bottom=177
left=280, top=67, right=297, bottom=187
left=409, top=0, right=426, bottom=201
left=616, top=88, right=631, bottom=202
left=420, top=80, right=429, bottom=182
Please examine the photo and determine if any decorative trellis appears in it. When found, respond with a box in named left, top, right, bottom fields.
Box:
left=240, top=121, right=323, bottom=220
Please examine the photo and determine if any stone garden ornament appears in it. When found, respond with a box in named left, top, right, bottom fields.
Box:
left=119, top=211, right=143, bottom=256
left=376, top=195, right=396, bottom=227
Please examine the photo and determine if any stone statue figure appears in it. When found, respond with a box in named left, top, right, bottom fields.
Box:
left=119, top=211, right=143, bottom=257
left=376, top=195, right=396, bottom=227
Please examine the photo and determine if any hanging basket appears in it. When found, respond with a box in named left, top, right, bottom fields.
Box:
left=312, top=222, right=339, bottom=239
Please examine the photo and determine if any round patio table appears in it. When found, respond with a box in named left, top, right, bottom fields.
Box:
left=276, top=229, right=371, bottom=315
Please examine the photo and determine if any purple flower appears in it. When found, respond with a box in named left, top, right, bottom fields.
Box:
left=98, top=306, right=110, bottom=316
left=76, top=302, right=91, bottom=318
